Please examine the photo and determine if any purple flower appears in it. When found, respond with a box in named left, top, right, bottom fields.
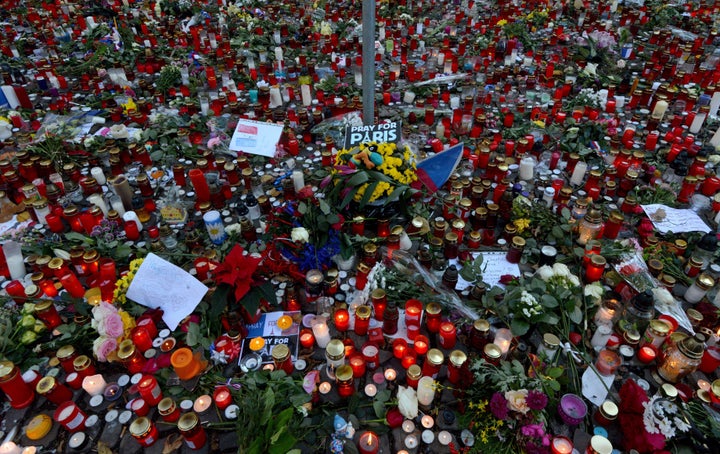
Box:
left=490, top=392, right=509, bottom=419
left=521, top=423, right=545, bottom=439
left=527, top=390, right=548, bottom=411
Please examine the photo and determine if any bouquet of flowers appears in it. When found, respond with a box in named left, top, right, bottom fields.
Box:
left=91, top=301, right=136, bottom=362
left=264, top=196, right=352, bottom=272
left=326, top=141, right=419, bottom=212
left=463, top=359, right=552, bottom=454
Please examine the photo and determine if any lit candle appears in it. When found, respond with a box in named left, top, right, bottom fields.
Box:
left=299, top=329, right=315, bottom=349
left=404, top=434, right=419, bottom=449
left=551, top=436, right=573, bottom=454
left=439, top=322, right=457, bottom=349
left=312, top=318, right=331, bottom=348
left=402, top=420, right=415, bottom=433
left=334, top=309, right=350, bottom=332
left=364, top=383, right=377, bottom=398
left=637, top=345, right=657, bottom=364
left=421, top=414, right=434, bottom=429
left=277, top=315, right=293, bottom=331
left=493, top=328, right=513, bottom=355
left=318, top=382, right=332, bottom=394
left=358, top=431, right=380, bottom=454
left=248, top=337, right=265, bottom=352
left=213, top=386, right=233, bottom=410
left=349, top=355, right=366, bottom=378
left=384, top=368, right=397, bottom=382
left=82, top=374, right=107, bottom=396
left=698, top=379, right=711, bottom=392
left=393, top=338, right=408, bottom=359
left=417, top=377, right=435, bottom=406
left=413, top=335, right=429, bottom=355
left=404, top=299, right=423, bottom=326
left=193, top=395, right=212, bottom=414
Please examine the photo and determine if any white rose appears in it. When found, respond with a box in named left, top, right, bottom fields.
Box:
left=504, top=389, right=530, bottom=414
left=584, top=282, right=605, bottom=302
left=552, top=263, right=572, bottom=278
left=225, top=223, right=242, bottom=235
left=397, top=386, right=419, bottom=419
left=535, top=265, right=554, bottom=281
left=291, top=227, right=310, bottom=243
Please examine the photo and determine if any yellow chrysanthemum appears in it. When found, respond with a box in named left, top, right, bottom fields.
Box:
left=118, top=310, right=136, bottom=336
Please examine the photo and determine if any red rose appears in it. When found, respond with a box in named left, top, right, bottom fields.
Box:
left=385, top=407, right=404, bottom=428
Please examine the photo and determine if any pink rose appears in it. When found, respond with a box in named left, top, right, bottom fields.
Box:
left=92, top=301, right=118, bottom=323
left=99, top=313, right=125, bottom=338
left=93, top=336, right=118, bottom=362
left=505, top=389, right=530, bottom=414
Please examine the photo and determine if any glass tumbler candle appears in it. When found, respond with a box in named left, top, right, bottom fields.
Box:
left=335, top=365, right=355, bottom=398
left=354, top=305, right=371, bottom=336
left=557, top=394, right=587, bottom=426
left=130, top=417, right=159, bottom=448
left=178, top=412, right=207, bottom=450
left=0, top=361, right=35, bottom=409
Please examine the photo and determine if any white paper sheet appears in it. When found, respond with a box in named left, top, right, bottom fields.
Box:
left=126, top=253, right=209, bottom=330
left=581, top=366, right=615, bottom=407
left=228, top=118, right=284, bottom=157
left=641, top=204, right=710, bottom=234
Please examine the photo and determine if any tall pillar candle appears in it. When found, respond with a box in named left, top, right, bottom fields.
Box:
left=300, top=85, right=312, bottom=106
left=87, top=194, right=108, bottom=216
left=710, top=127, right=720, bottom=148
left=2, top=241, right=25, bottom=280
left=569, top=161, right=588, bottom=186
left=709, top=92, right=720, bottom=118
left=689, top=111, right=708, bottom=134
left=292, top=170, right=305, bottom=192
left=110, top=175, right=133, bottom=210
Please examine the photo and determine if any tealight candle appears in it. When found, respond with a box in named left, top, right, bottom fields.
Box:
left=393, top=338, right=408, bottom=359
left=193, top=395, right=212, bottom=414
left=82, top=374, right=107, bottom=397
left=364, top=383, right=377, bottom=398
left=318, top=382, right=332, bottom=395
left=349, top=355, right=366, bottom=378
left=404, top=434, right=419, bottom=449
left=384, top=368, right=397, bottom=382
left=89, top=394, right=104, bottom=408
left=551, top=436, right=573, bottom=454
left=493, top=328, right=513, bottom=356
left=358, top=431, right=380, bottom=454
left=299, top=329, right=315, bottom=349
left=438, top=431, right=452, bottom=446
left=277, top=315, right=293, bottom=331
left=421, top=414, right=434, bottom=429
left=402, top=420, right=415, bottom=433
left=224, top=404, right=239, bottom=420
left=422, top=430, right=434, bottom=444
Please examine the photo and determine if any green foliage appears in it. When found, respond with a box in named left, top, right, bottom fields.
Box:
left=232, top=370, right=311, bottom=454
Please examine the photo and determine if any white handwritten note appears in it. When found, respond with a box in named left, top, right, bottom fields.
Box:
left=126, top=253, right=209, bottom=331
left=455, top=251, right=521, bottom=291
left=581, top=366, right=614, bottom=407
left=641, top=204, right=710, bottom=234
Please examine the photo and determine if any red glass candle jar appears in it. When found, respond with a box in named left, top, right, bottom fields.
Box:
left=413, top=335, right=430, bottom=356
left=65, top=372, right=82, bottom=390
left=603, top=211, right=624, bottom=239
left=393, top=338, right=408, bottom=359
left=131, top=326, right=153, bottom=353
left=36, top=376, right=73, bottom=405
left=439, top=322, right=457, bottom=349
left=355, top=263, right=370, bottom=290
left=402, top=349, right=418, bottom=369
left=54, top=401, right=87, bottom=433
left=34, top=300, right=62, bottom=330
left=425, top=302, right=442, bottom=333
left=118, top=340, right=147, bottom=374
left=421, top=349, right=444, bottom=378
left=349, top=354, right=366, bottom=378
left=593, top=401, right=619, bottom=428
left=59, top=272, right=85, bottom=298
left=73, top=356, right=96, bottom=380
left=354, top=305, right=371, bottom=336
left=361, top=343, right=380, bottom=371
left=56, top=345, right=78, bottom=374
left=584, top=255, right=606, bottom=283
left=405, top=299, right=423, bottom=326
left=5, top=280, right=27, bottom=305
left=271, top=344, right=294, bottom=375
left=334, top=308, right=350, bottom=332
left=138, top=375, right=163, bottom=406
left=213, top=386, right=233, bottom=410
left=130, top=417, right=159, bottom=447
left=406, top=364, right=422, bottom=388
left=0, top=361, right=35, bottom=409
left=131, top=398, right=150, bottom=417
left=335, top=365, right=355, bottom=398
left=371, top=289, right=387, bottom=321
left=178, top=412, right=207, bottom=450
left=447, top=350, right=468, bottom=385
left=299, top=328, right=315, bottom=349
left=158, top=397, right=181, bottom=422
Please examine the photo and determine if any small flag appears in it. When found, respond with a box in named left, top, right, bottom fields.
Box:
left=414, top=142, right=464, bottom=193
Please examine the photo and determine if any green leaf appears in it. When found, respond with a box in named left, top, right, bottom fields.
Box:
left=186, top=322, right=200, bottom=347
left=511, top=318, right=529, bottom=336
left=346, top=171, right=369, bottom=187
left=340, top=186, right=360, bottom=209
left=375, top=389, right=391, bottom=404
left=541, top=294, right=558, bottom=308
left=373, top=400, right=387, bottom=419
left=549, top=380, right=561, bottom=392
left=65, top=232, right=90, bottom=243
left=546, top=366, right=565, bottom=378
left=241, top=288, right=263, bottom=315
left=319, top=199, right=331, bottom=215
left=569, top=306, right=583, bottom=324
left=297, top=202, right=307, bottom=215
